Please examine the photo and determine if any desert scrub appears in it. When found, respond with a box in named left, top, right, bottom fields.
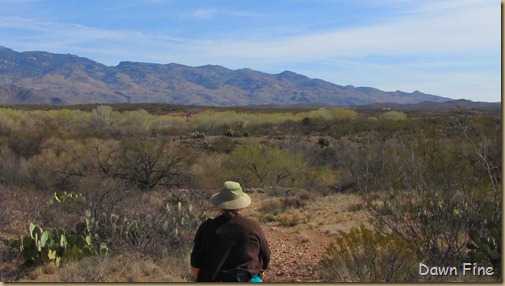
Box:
left=319, top=224, right=418, bottom=282
left=209, top=137, right=236, bottom=154
left=56, top=252, right=191, bottom=282
left=276, top=213, right=302, bottom=227
left=259, top=195, right=309, bottom=226
left=259, top=197, right=307, bottom=215
left=226, top=142, right=306, bottom=188
left=5, top=221, right=108, bottom=271
left=379, top=111, right=407, bottom=121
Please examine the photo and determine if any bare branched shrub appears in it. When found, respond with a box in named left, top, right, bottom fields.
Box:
left=226, top=141, right=306, bottom=188
left=116, top=137, right=185, bottom=191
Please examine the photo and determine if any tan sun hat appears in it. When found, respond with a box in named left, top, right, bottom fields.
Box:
left=210, top=181, right=251, bottom=210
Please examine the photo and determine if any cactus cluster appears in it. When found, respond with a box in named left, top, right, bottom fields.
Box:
left=47, top=191, right=84, bottom=206
left=225, top=128, right=248, bottom=137
left=188, top=131, right=205, bottom=138
left=4, top=218, right=108, bottom=267
left=109, top=198, right=206, bottom=251
left=467, top=220, right=501, bottom=272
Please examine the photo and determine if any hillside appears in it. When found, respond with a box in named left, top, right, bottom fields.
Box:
left=0, top=46, right=454, bottom=106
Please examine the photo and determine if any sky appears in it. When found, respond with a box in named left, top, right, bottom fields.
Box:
left=0, top=0, right=501, bottom=102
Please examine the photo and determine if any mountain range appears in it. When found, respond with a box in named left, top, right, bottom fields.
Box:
left=0, top=46, right=463, bottom=106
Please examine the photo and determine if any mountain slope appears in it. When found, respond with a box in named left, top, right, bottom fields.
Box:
left=0, top=46, right=454, bottom=106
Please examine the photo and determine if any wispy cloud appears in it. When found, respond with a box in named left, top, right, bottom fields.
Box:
left=188, top=8, right=261, bottom=20
left=0, top=0, right=499, bottom=101
left=0, top=16, right=187, bottom=51
left=193, top=1, right=498, bottom=63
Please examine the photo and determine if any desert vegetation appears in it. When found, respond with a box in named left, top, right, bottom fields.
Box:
left=0, top=104, right=501, bottom=282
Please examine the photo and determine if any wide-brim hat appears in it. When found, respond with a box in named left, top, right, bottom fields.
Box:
left=210, top=181, right=251, bottom=210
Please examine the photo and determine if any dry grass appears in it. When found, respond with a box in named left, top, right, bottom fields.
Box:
left=5, top=186, right=370, bottom=283
left=46, top=252, right=192, bottom=282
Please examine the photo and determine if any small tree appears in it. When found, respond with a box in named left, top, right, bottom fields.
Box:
left=117, top=137, right=184, bottom=191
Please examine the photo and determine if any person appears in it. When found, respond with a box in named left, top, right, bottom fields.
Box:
left=190, top=181, right=271, bottom=282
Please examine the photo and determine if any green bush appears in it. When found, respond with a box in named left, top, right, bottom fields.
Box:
left=379, top=111, right=407, bottom=121
left=226, top=142, right=305, bottom=187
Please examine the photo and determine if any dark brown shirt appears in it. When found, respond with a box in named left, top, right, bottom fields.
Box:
left=190, top=213, right=271, bottom=282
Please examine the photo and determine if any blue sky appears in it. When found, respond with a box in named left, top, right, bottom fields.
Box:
left=0, top=0, right=501, bottom=102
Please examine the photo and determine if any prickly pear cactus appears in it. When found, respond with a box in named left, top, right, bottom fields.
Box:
left=466, top=220, right=501, bottom=276
left=7, top=214, right=108, bottom=268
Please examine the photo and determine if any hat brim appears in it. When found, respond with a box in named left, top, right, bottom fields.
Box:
left=210, top=192, right=251, bottom=210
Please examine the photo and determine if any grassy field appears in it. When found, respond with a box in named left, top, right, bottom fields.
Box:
left=0, top=104, right=501, bottom=282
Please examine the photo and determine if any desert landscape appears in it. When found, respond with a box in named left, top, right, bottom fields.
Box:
left=0, top=103, right=500, bottom=282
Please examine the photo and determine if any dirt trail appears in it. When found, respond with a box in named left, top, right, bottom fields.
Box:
left=245, top=189, right=369, bottom=282
left=262, top=225, right=334, bottom=282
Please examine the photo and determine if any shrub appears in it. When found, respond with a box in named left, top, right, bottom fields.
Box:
left=259, top=195, right=307, bottom=225
left=259, top=199, right=285, bottom=216
left=91, top=105, right=117, bottom=128
left=338, top=121, right=502, bottom=275
left=319, top=224, right=418, bottom=282
left=379, top=111, right=407, bottom=121
left=7, top=129, right=48, bottom=158
left=116, top=137, right=185, bottom=191
left=276, top=213, right=301, bottom=227
left=209, top=137, right=236, bottom=154
left=226, top=142, right=306, bottom=188
left=317, top=137, right=330, bottom=147
left=188, top=153, right=228, bottom=189
left=301, top=117, right=312, bottom=126
left=0, top=146, right=20, bottom=186
left=301, top=166, right=338, bottom=193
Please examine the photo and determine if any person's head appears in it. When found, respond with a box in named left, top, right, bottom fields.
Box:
left=210, top=181, right=251, bottom=218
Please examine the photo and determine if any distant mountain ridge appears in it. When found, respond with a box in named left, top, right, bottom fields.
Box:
left=0, top=46, right=457, bottom=106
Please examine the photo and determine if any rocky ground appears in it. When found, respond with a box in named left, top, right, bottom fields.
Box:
left=246, top=189, right=370, bottom=282
left=263, top=226, right=333, bottom=282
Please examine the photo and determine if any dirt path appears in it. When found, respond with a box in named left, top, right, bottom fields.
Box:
left=262, top=225, right=334, bottom=282
left=245, top=189, right=369, bottom=282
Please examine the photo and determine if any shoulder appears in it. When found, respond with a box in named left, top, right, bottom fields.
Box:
left=236, top=215, right=262, bottom=229
left=197, top=217, right=215, bottom=231
left=198, top=215, right=227, bottom=230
